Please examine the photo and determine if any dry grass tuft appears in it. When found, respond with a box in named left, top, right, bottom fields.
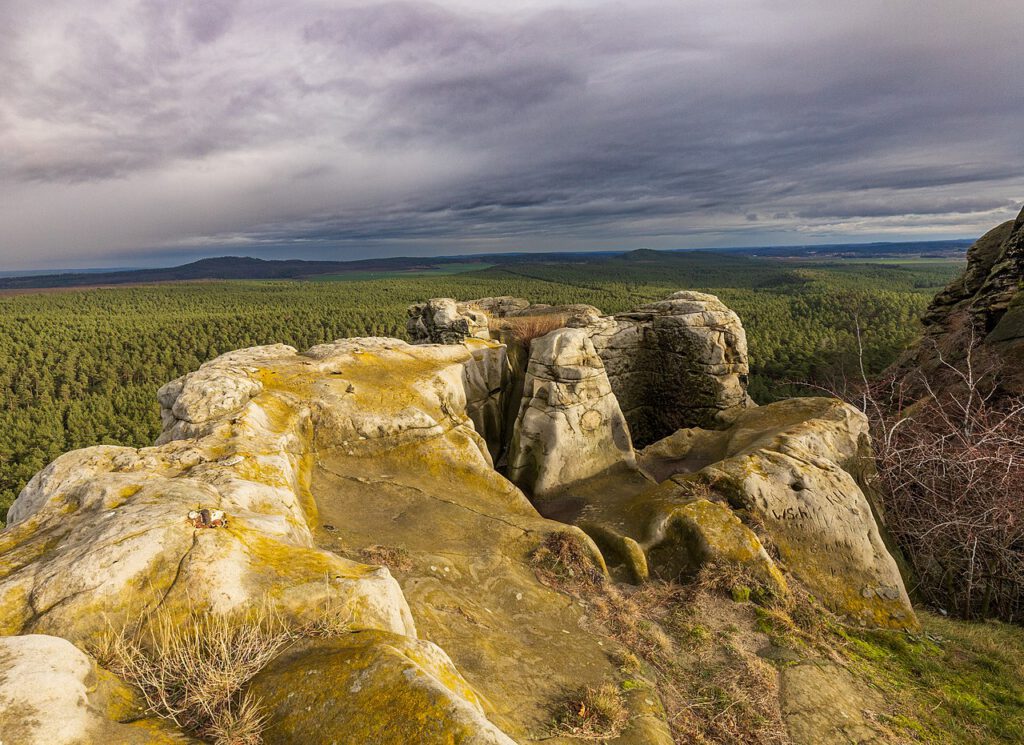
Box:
left=692, top=562, right=786, bottom=611
left=552, top=683, right=629, bottom=740
left=358, top=544, right=413, bottom=573
left=490, top=313, right=568, bottom=347
left=530, top=531, right=606, bottom=592
left=96, top=601, right=351, bottom=745
left=204, top=691, right=267, bottom=745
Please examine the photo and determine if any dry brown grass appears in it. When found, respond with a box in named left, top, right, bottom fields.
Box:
left=532, top=530, right=794, bottom=743
left=489, top=313, right=568, bottom=347
left=552, top=683, right=629, bottom=740
left=95, top=601, right=351, bottom=744
left=530, top=531, right=607, bottom=592
left=358, top=544, right=413, bottom=572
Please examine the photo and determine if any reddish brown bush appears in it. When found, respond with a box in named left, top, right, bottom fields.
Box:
left=862, top=343, right=1024, bottom=622
left=489, top=313, right=568, bottom=347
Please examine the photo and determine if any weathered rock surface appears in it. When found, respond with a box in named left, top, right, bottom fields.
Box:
left=250, top=631, right=515, bottom=744
left=587, top=291, right=754, bottom=444
left=641, top=398, right=915, bottom=628
left=894, top=204, right=1024, bottom=396
left=507, top=327, right=639, bottom=499
left=0, top=634, right=194, bottom=744
left=412, top=290, right=754, bottom=455
left=0, top=291, right=921, bottom=742
left=0, top=337, right=659, bottom=743
left=407, top=298, right=492, bottom=344
left=2, top=343, right=417, bottom=645
left=781, top=662, right=887, bottom=744
left=541, top=397, right=914, bottom=628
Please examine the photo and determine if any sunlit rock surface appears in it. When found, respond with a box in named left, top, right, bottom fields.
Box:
left=0, top=292, right=919, bottom=743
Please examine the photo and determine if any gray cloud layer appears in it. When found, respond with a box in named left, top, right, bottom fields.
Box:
left=0, top=0, right=1021, bottom=268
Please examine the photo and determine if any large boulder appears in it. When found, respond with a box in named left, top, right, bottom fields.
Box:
left=2, top=344, right=418, bottom=644
left=406, top=298, right=492, bottom=344
left=586, top=291, right=754, bottom=445
left=249, top=631, right=515, bottom=744
left=639, top=398, right=916, bottom=629
left=0, top=634, right=194, bottom=744
left=507, top=327, right=639, bottom=499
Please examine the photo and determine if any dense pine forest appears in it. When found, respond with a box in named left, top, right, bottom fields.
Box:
left=0, top=251, right=960, bottom=518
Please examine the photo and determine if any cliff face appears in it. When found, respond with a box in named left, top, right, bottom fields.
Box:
left=0, top=293, right=915, bottom=744
left=895, top=204, right=1024, bottom=395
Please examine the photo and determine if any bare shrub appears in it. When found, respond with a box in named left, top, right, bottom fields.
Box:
left=843, top=328, right=1024, bottom=622
left=96, top=601, right=351, bottom=744
left=489, top=313, right=568, bottom=347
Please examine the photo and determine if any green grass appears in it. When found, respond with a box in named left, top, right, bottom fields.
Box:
left=843, top=612, right=1024, bottom=743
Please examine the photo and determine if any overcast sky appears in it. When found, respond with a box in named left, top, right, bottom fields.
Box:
left=1, top=0, right=1021, bottom=269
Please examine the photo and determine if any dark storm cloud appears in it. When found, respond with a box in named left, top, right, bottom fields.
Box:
left=0, top=0, right=1021, bottom=268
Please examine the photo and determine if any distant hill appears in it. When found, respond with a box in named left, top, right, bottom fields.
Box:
left=0, top=255, right=475, bottom=290
left=716, top=239, right=973, bottom=259
left=0, top=239, right=973, bottom=290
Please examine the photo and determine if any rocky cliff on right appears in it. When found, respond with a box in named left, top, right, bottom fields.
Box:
left=894, top=203, right=1024, bottom=397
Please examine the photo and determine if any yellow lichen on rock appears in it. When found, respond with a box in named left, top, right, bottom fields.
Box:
left=249, top=631, right=514, bottom=745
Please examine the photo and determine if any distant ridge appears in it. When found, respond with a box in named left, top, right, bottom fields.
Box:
left=0, top=238, right=972, bottom=290
left=0, top=255, right=473, bottom=290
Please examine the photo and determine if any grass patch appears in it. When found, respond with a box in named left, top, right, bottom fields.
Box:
left=534, top=533, right=788, bottom=743
left=841, top=612, right=1024, bottom=743
left=530, top=531, right=606, bottom=592
left=551, top=683, right=629, bottom=740
left=489, top=313, right=569, bottom=347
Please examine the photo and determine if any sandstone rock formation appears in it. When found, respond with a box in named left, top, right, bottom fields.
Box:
left=406, top=297, right=491, bottom=344
left=587, top=291, right=753, bottom=443
left=0, top=292, right=919, bottom=743
left=655, top=398, right=914, bottom=628
left=507, top=327, right=638, bottom=498
left=894, top=204, right=1024, bottom=396
left=0, top=634, right=194, bottom=744
left=410, top=290, right=754, bottom=449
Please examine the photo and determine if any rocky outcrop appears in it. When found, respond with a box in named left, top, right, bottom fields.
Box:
left=542, top=397, right=914, bottom=628
left=507, top=327, right=638, bottom=499
left=411, top=290, right=754, bottom=450
left=0, top=337, right=659, bottom=743
left=406, top=298, right=492, bottom=344
left=894, top=204, right=1024, bottom=396
left=587, top=291, right=753, bottom=444
left=0, top=291, right=921, bottom=742
left=3, top=343, right=416, bottom=645
left=642, top=398, right=915, bottom=628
